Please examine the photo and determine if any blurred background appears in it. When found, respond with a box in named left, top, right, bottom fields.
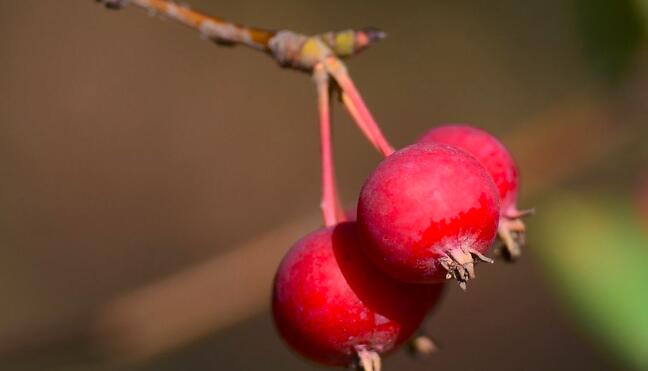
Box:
left=1, top=0, right=647, bottom=370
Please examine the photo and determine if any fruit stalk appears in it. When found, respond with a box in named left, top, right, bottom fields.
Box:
left=314, top=64, right=345, bottom=226
left=325, top=58, right=395, bottom=157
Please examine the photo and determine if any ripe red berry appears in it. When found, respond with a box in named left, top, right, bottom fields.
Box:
left=357, top=143, right=499, bottom=288
left=272, top=222, right=443, bottom=367
left=418, top=124, right=530, bottom=260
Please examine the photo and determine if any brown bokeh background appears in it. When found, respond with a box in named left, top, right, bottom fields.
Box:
left=1, top=1, right=646, bottom=370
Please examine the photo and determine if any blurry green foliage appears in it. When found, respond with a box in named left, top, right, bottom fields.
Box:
left=638, top=0, right=648, bottom=24
left=574, top=0, right=646, bottom=82
left=538, top=194, right=648, bottom=370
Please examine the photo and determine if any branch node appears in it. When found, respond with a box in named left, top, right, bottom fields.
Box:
left=96, top=0, right=129, bottom=10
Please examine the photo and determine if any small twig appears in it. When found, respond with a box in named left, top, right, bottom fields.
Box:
left=96, top=0, right=386, bottom=69
left=98, top=0, right=274, bottom=50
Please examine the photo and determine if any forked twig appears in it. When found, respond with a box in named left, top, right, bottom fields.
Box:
left=95, top=0, right=395, bottom=225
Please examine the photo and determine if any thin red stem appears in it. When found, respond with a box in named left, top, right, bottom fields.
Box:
left=314, top=65, right=345, bottom=226
left=325, top=58, right=395, bottom=157
left=340, top=92, right=379, bottom=147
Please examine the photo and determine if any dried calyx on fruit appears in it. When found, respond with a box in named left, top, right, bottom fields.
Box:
left=418, top=124, right=532, bottom=261
left=272, top=222, right=443, bottom=369
left=357, top=143, right=500, bottom=289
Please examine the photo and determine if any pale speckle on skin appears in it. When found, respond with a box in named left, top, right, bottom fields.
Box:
left=374, top=314, right=390, bottom=326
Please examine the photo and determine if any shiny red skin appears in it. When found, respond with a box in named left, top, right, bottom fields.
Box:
left=272, top=222, right=443, bottom=366
left=418, top=124, right=519, bottom=215
left=357, top=143, right=500, bottom=283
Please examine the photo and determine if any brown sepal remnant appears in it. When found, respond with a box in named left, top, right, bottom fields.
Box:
left=407, top=334, right=439, bottom=357
left=439, top=248, right=494, bottom=290
left=354, top=347, right=382, bottom=371
left=497, top=209, right=534, bottom=262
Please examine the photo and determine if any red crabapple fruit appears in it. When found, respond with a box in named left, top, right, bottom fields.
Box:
left=418, top=124, right=531, bottom=261
left=272, top=222, right=443, bottom=368
left=357, top=143, right=500, bottom=288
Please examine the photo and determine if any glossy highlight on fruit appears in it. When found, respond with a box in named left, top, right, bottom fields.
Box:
left=357, top=143, right=500, bottom=288
left=272, top=222, right=443, bottom=366
left=418, top=124, right=530, bottom=261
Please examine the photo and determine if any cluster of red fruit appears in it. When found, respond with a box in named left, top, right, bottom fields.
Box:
left=272, top=124, right=530, bottom=369
left=91, top=3, right=525, bottom=368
